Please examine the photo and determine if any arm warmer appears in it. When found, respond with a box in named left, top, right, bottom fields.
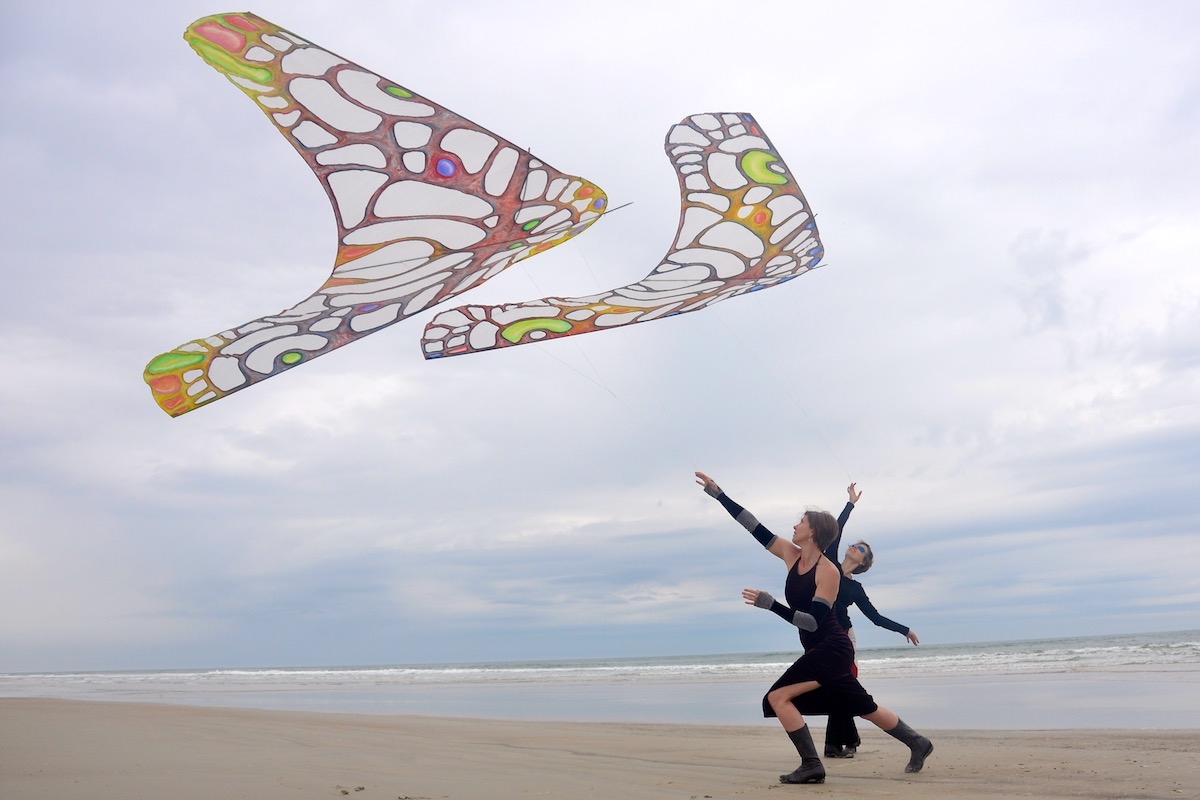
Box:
left=752, top=590, right=832, bottom=633
left=708, top=489, right=777, bottom=549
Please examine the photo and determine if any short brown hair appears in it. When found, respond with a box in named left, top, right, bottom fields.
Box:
left=804, top=509, right=840, bottom=551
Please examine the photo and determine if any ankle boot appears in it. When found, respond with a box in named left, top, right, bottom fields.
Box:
left=824, top=715, right=857, bottom=757
left=885, top=718, right=933, bottom=773
left=780, top=725, right=826, bottom=784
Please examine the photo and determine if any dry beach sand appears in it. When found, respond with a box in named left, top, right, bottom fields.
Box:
left=2, top=699, right=1198, bottom=799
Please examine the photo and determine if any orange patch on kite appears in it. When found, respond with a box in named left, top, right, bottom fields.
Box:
left=149, top=375, right=182, bottom=395
left=322, top=277, right=366, bottom=288
left=336, top=244, right=382, bottom=267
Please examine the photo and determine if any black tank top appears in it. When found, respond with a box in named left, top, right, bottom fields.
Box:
left=785, top=554, right=843, bottom=649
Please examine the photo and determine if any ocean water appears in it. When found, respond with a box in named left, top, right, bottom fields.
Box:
left=3, top=630, right=1198, bottom=729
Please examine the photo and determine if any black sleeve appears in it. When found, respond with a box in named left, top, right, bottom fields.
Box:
left=766, top=599, right=799, bottom=626
left=824, top=501, right=853, bottom=562
left=767, top=599, right=829, bottom=630
left=837, top=501, right=854, bottom=531
left=714, top=490, right=747, bottom=519
left=714, top=492, right=778, bottom=549
left=852, top=585, right=910, bottom=636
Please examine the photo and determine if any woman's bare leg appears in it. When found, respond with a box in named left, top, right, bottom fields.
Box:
left=862, top=706, right=898, bottom=730
left=766, top=680, right=825, bottom=784
left=767, top=680, right=820, bottom=731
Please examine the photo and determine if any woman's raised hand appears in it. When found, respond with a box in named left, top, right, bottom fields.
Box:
left=847, top=482, right=862, bottom=505
left=695, top=471, right=721, bottom=496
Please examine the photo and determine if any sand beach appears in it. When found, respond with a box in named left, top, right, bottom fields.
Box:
left=3, top=698, right=1198, bottom=799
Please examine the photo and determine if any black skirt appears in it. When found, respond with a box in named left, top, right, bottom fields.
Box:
left=762, top=630, right=879, bottom=718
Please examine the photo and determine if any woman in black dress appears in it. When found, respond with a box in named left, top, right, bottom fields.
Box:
left=823, top=484, right=921, bottom=758
left=696, top=471, right=932, bottom=784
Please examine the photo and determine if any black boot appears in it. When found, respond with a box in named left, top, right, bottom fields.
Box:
left=780, top=725, right=826, bottom=784
left=824, top=715, right=857, bottom=758
left=845, top=716, right=861, bottom=756
left=885, top=718, right=933, bottom=773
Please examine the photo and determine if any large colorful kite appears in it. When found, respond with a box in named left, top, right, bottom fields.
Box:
left=420, top=112, right=823, bottom=358
left=143, top=12, right=607, bottom=416
left=144, top=13, right=827, bottom=416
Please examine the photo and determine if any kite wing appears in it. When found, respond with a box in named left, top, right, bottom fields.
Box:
left=420, top=112, right=822, bottom=358
left=144, top=12, right=607, bottom=416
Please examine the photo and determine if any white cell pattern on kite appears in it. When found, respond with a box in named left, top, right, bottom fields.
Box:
left=144, top=12, right=607, bottom=416
left=419, top=112, right=824, bottom=358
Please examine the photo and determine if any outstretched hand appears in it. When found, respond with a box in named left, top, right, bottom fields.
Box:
left=742, top=588, right=771, bottom=608
left=906, top=629, right=920, bottom=646
left=847, top=482, right=862, bottom=505
left=695, top=471, right=721, bottom=496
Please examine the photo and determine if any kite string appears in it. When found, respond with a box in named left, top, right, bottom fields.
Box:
left=512, top=230, right=702, bottom=471
left=561, top=222, right=844, bottom=478
left=709, top=296, right=854, bottom=482
left=512, top=245, right=614, bottom=394
left=512, top=203, right=842, bottom=479
left=567, top=237, right=703, bottom=471
left=496, top=160, right=700, bottom=462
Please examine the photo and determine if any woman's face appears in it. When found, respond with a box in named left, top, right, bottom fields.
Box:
left=845, top=542, right=869, bottom=566
left=792, top=514, right=813, bottom=544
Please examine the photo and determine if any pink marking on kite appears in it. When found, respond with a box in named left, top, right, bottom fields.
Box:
left=195, top=21, right=246, bottom=53
left=224, top=15, right=262, bottom=32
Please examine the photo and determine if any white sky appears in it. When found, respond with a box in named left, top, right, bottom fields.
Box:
left=2, top=0, right=1198, bottom=672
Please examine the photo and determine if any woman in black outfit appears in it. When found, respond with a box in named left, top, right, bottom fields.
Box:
left=823, top=483, right=920, bottom=758
left=695, top=471, right=932, bottom=784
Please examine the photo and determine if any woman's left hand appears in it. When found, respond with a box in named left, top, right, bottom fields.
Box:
left=906, top=629, right=920, bottom=646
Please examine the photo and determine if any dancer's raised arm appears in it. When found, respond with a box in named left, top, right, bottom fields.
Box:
left=826, top=482, right=861, bottom=562
left=695, top=472, right=796, bottom=562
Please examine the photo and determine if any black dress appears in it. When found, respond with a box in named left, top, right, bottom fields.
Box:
left=821, top=501, right=910, bottom=749
left=706, top=489, right=880, bottom=720
left=761, top=554, right=879, bottom=719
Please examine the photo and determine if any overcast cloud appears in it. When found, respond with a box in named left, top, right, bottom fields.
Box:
left=2, top=1, right=1198, bottom=672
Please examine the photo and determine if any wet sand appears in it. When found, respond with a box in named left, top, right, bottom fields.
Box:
left=2, top=699, right=1197, bottom=799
